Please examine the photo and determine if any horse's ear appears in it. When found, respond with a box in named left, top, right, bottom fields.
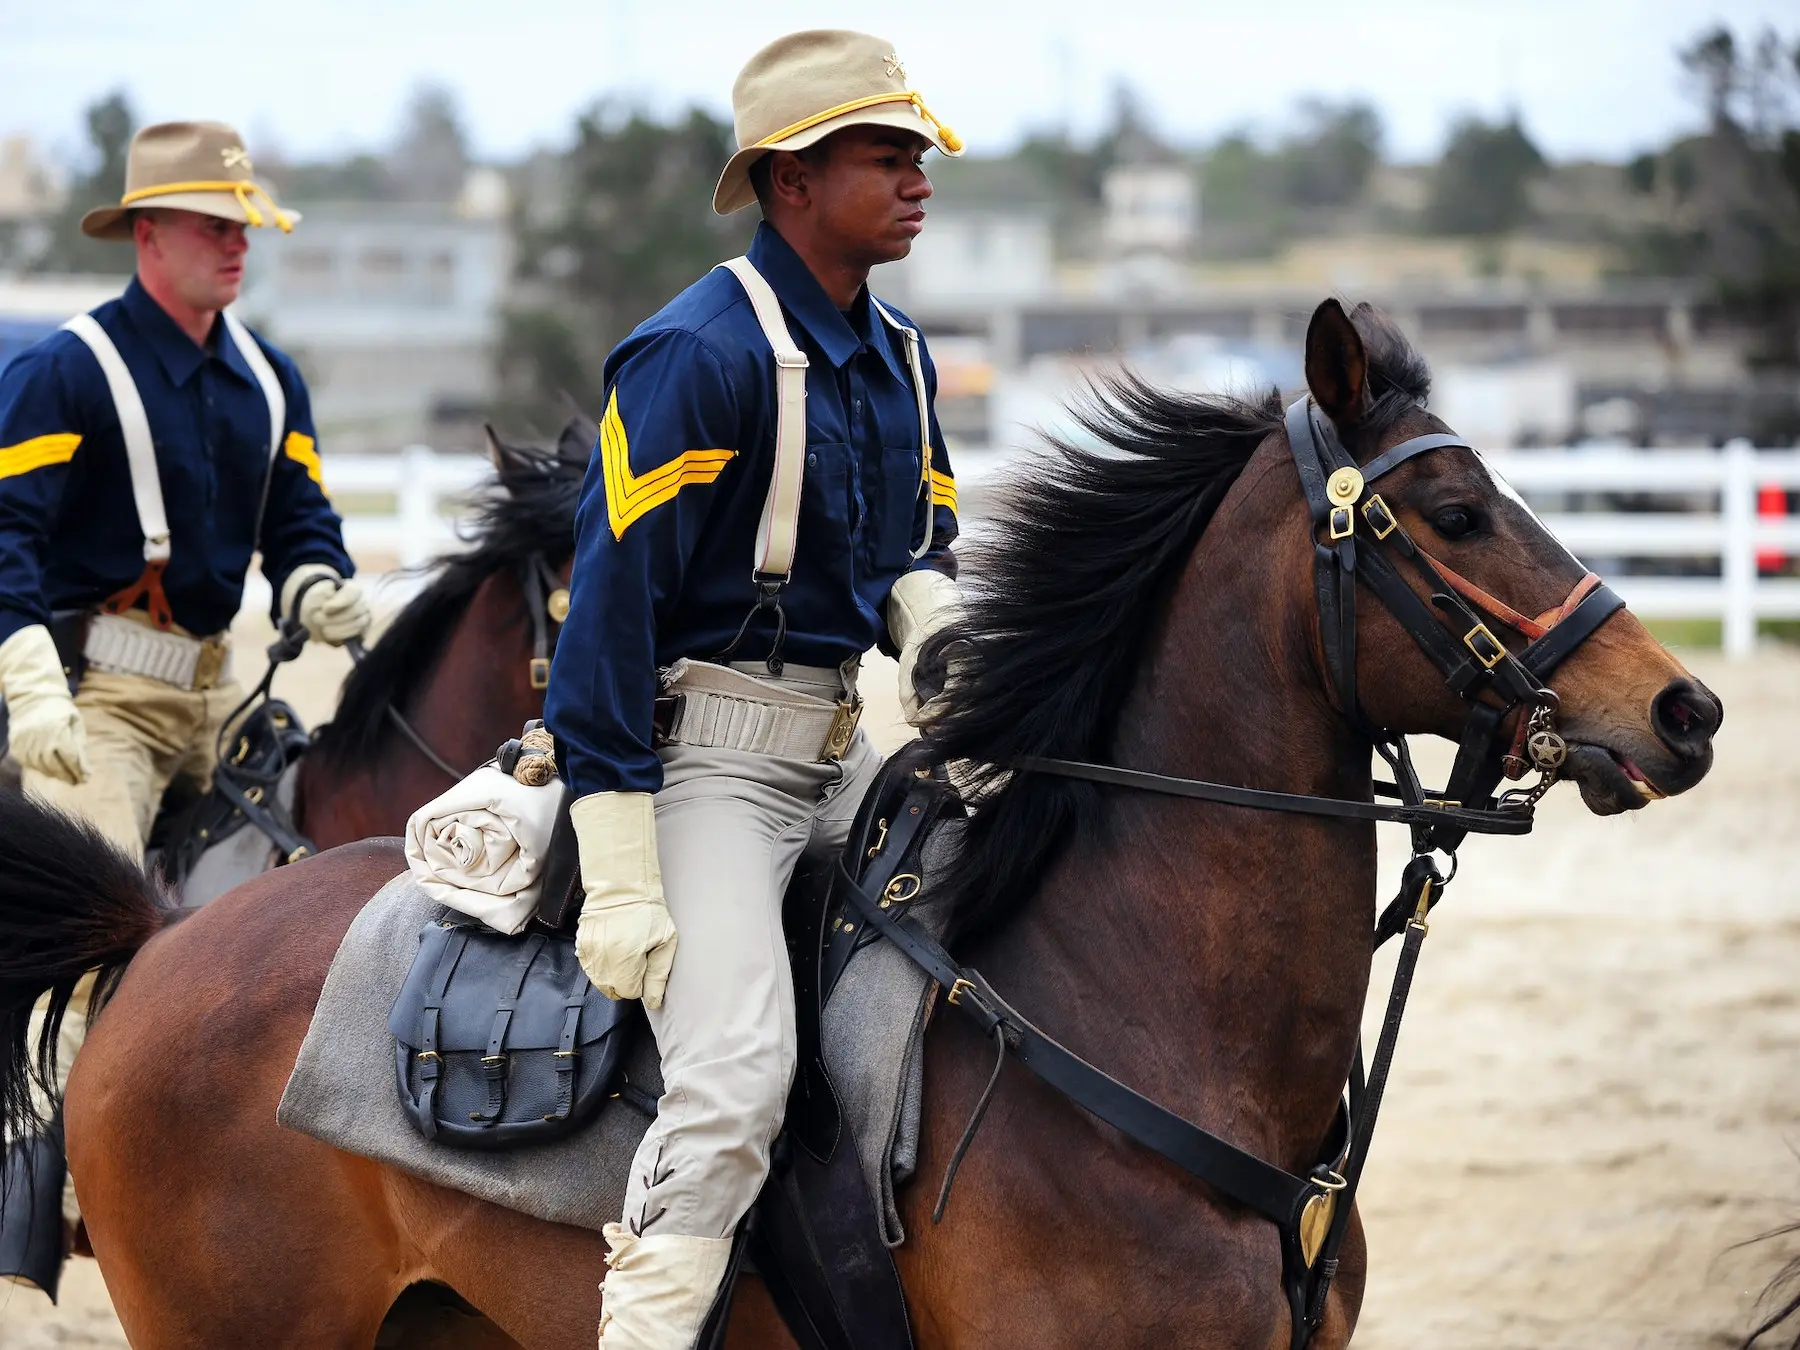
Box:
left=485, top=423, right=515, bottom=473
left=1304, top=299, right=1371, bottom=429
left=557, top=412, right=598, bottom=466
left=485, top=422, right=539, bottom=477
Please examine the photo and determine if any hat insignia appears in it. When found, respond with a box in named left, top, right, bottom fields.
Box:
left=221, top=145, right=253, bottom=173
left=884, top=51, right=906, bottom=81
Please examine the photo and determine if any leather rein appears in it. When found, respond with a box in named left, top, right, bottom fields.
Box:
left=841, top=399, right=1628, bottom=1349
left=344, top=550, right=569, bottom=785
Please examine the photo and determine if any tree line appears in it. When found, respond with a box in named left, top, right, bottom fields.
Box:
left=17, top=22, right=1795, bottom=430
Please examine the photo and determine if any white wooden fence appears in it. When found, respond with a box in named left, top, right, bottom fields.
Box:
left=323, top=441, right=1800, bottom=659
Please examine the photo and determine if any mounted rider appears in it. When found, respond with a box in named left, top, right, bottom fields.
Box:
left=0, top=121, right=368, bottom=1298
left=543, top=29, right=963, bottom=1348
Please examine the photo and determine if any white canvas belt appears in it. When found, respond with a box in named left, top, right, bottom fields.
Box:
left=60, top=308, right=286, bottom=567
left=716, top=256, right=934, bottom=583
left=656, top=658, right=862, bottom=763
left=82, top=611, right=231, bottom=691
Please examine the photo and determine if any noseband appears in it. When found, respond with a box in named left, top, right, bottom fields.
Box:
left=843, top=397, right=1633, bottom=1350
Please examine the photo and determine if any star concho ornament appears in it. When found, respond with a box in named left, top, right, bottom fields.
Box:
left=884, top=51, right=906, bottom=81
left=1526, top=724, right=1568, bottom=773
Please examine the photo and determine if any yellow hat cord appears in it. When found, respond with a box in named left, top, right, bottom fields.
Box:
left=119, top=179, right=295, bottom=232
left=756, top=91, right=963, bottom=156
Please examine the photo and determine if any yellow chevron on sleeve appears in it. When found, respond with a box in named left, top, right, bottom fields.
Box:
left=0, top=433, right=80, bottom=481
left=929, top=467, right=958, bottom=516
left=283, top=430, right=326, bottom=492
left=600, top=389, right=736, bottom=540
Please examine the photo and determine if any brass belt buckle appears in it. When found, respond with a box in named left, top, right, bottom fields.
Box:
left=192, top=637, right=229, bottom=690
left=820, top=697, right=863, bottom=761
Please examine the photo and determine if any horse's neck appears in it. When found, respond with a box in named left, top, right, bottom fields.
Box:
left=299, top=571, right=541, bottom=846
left=976, top=460, right=1375, bottom=1172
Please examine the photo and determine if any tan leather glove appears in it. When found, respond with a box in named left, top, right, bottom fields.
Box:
left=886, top=569, right=962, bottom=724
left=0, top=624, right=88, bottom=785
left=570, top=791, right=678, bottom=1009
left=281, top=563, right=372, bottom=646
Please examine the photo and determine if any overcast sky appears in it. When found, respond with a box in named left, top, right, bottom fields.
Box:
left=2, top=0, right=1792, bottom=171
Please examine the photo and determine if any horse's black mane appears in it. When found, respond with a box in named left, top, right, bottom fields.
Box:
left=309, top=419, right=590, bottom=772
left=915, top=304, right=1431, bottom=937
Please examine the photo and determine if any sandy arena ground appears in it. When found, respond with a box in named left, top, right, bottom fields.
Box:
left=2, top=631, right=1796, bottom=1348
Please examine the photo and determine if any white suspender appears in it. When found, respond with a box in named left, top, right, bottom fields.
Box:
left=719, top=257, right=809, bottom=582
left=867, top=294, right=935, bottom=562
left=222, top=309, right=287, bottom=469
left=718, top=256, right=939, bottom=579
left=62, top=313, right=169, bottom=565
left=61, top=308, right=285, bottom=567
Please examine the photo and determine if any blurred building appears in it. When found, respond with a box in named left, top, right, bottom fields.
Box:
left=238, top=168, right=513, bottom=452
left=0, top=274, right=121, bottom=372
left=0, top=136, right=65, bottom=270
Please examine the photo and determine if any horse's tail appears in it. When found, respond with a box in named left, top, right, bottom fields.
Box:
left=0, top=789, right=172, bottom=1143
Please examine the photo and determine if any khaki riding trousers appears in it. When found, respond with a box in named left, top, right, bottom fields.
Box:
left=16, top=665, right=240, bottom=1226
left=620, top=668, right=881, bottom=1243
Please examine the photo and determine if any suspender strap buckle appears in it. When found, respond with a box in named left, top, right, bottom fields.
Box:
left=101, top=560, right=175, bottom=631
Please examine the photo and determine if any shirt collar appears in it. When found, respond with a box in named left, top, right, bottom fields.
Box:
left=747, top=223, right=864, bottom=370
left=120, top=276, right=250, bottom=388
left=851, top=288, right=916, bottom=389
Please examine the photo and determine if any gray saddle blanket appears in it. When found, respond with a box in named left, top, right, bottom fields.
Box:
left=278, top=836, right=954, bottom=1243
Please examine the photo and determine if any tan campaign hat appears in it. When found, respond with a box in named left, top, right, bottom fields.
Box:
left=80, top=121, right=299, bottom=241
left=713, top=29, right=964, bottom=216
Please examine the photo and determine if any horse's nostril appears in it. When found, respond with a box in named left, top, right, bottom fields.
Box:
left=1652, top=679, right=1721, bottom=754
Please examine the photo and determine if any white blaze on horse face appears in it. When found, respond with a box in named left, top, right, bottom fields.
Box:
left=1473, top=449, right=1584, bottom=569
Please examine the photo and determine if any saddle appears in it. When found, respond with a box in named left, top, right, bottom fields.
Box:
left=152, top=694, right=312, bottom=886
left=382, top=748, right=955, bottom=1350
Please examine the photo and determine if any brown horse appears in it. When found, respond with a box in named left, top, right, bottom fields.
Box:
left=288, top=422, right=585, bottom=850
left=0, top=303, right=1721, bottom=1348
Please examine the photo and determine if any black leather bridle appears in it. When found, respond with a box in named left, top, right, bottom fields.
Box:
left=838, top=397, right=1630, bottom=1349
left=212, top=553, right=570, bottom=867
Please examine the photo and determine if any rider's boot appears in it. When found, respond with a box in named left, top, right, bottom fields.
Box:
left=0, top=1116, right=71, bottom=1302
left=596, top=1221, right=733, bottom=1350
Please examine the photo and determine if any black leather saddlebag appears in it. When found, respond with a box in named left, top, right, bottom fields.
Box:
left=389, top=920, right=635, bottom=1149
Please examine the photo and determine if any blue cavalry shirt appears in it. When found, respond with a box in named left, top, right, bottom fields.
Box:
left=0, top=276, right=354, bottom=648
left=547, top=223, right=959, bottom=798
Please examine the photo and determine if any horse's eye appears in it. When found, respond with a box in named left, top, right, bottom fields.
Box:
left=1433, top=506, right=1479, bottom=539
